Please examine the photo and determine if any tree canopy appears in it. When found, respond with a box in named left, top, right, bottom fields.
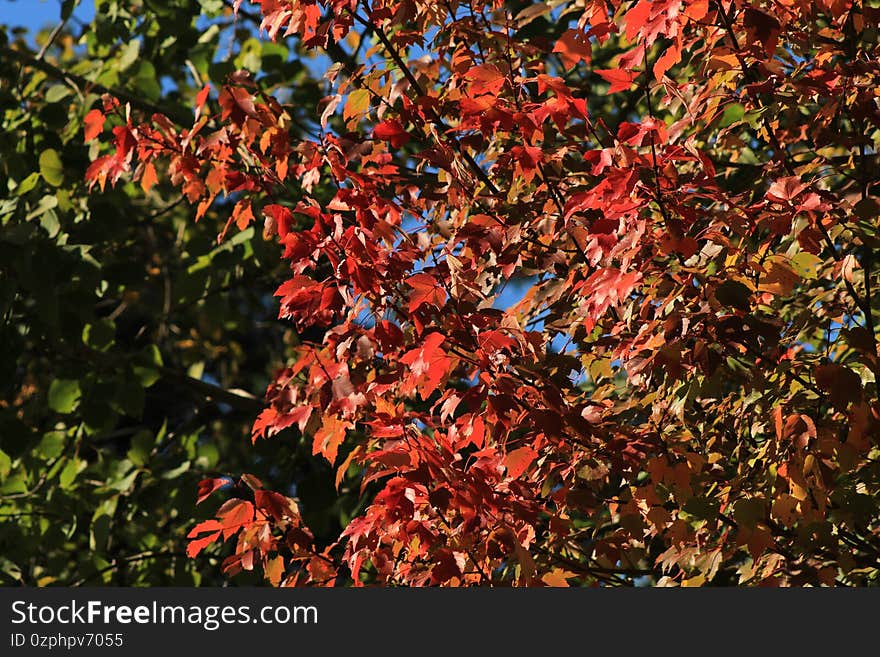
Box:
left=3, top=0, right=880, bottom=586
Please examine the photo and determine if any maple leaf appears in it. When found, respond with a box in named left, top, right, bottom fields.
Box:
left=140, top=161, right=158, bottom=193
left=399, top=332, right=453, bottom=400
left=264, top=555, right=284, bottom=585
left=255, top=489, right=299, bottom=521
left=504, top=446, right=537, bottom=479
left=186, top=520, right=223, bottom=558
left=653, top=41, right=682, bottom=81
left=766, top=177, right=808, bottom=202
left=595, top=68, right=639, bottom=93
left=465, top=64, right=506, bottom=97
left=194, top=84, right=211, bottom=120
left=374, top=119, right=411, bottom=148
left=553, top=29, right=592, bottom=69
left=743, top=8, right=781, bottom=59
left=406, top=273, right=448, bottom=312
left=197, top=477, right=230, bottom=504
left=312, top=415, right=352, bottom=464
left=624, top=0, right=653, bottom=41
left=275, top=276, right=342, bottom=328
left=218, top=85, right=259, bottom=123
left=263, top=203, right=293, bottom=239
left=83, top=109, right=105, bottom=142
left=216, top=499, right=255, bottom=540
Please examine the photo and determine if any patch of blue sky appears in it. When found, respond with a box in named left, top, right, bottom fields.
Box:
left=1, top=0, right=96, bottom=43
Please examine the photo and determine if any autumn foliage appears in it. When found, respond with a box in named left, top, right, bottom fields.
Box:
left=86, top=0, right=880, bottom=586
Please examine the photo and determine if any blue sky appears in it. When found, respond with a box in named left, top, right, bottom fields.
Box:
left=1, top=0, right=95, bottom=39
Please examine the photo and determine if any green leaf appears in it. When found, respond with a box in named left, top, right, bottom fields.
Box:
left=48, top=379, right=81, bottom=413
left=25, top=194, right=58, bottom=221
left=0, top=558, right=23, bottom=583
left=719, top=103, right=744, bottom=128
left=791, top=252, right=822, bottom=280
left=108, top=465, right=139, bottom=492
left=59, top=458, right=86, bottom=489
left=90, top=513, right=112, bottom=552
left=82, top=320, right=116, bottom=351
left=161, top=460, right=191, bottom=480
left=16, top=172, right=41, bottom=195
left=0, top=474, right=27, bottom=495
left=133, top=61, right=161, bottom=101
left=132, top=344, right=163, bottom=387
left=40, top=208, right=60, bottom=238
left=118, top=39, right=141, bottom=72
left=45, top=85, right=71, bottom=104
left=39, top=149, right=64, bottom=187
left=0, top=448, right=10, bottom=478
left=127, top=430, right=155, bottom=467
left=35, top=431, right=66, bottom=460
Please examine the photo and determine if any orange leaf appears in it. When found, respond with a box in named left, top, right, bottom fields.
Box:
left=653, top=41, right=682, bottom=81
left=83, top=109, right=105, bottom=142
left=216, top=499, right=255, bottom=538
left=406, top=273, right=447, bottom=312
left=595, top=68, right=639, bottom=93
left=265, top=555, right=285, bottom=586
left=196, top=477, right=229, bottom=504
left=313, top=415, right=352, bottom=464
left=504, top=446, right=538, bottom=479
left=465, top=64, right=506, bottom=97
left=194, top=84, right=211, bottom=121
left=140, top=161, right=158, bottom=193
left=186, top=519, right=223, bottom=558
left=553, top=29, right=592, bottom=69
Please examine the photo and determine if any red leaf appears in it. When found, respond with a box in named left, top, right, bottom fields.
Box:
left=83, top=109, right=105, bottom=142
left=313, top=415, right=352, bottom=464
left=196, top=477, right=229, bottom=504
left=255, top=489, right=298, bottom=521
left=399, top=332, right=452, bottom=400
left=216, top=499, right=255, bottom=538
left=406, top=273, right=447, bottom=312
left=194, top=84, right=211, bottom=120
left=743, top=8, right=781, bottom=59
left=140, top=161, right=158, bottom=193
left=374, top=320, right=404, bottom=351
left=595, top=68, right=639, bottom=93
left=625, top=0, right=652, bottom=40
left=652, top=41, right=682, bottom=81
left=263, top=203, right=293, bottom=239
left=186, top=520, right=223, bottom=558
left=252, top=406, right=279, bottom=442
left=504, top=446, right=538, bottom=479
left=465, top=64, right=506, bottom=97
left=374, top=119, right=411, bottom=148
left=218, top=85, right=258, bottom=123
left=766, top=177, right=808, bottom=202
left=553, top=29, right=592, bottom=69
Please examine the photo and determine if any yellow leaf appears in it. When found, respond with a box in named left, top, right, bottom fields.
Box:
left=758, top=257, right=799, bottom=296
left=541, top=569, right=573, bottom=587
left=343, top=88, right=370, bottom=122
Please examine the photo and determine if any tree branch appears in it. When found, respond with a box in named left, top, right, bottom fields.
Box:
left=1, top=46, right=192, bottom=125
